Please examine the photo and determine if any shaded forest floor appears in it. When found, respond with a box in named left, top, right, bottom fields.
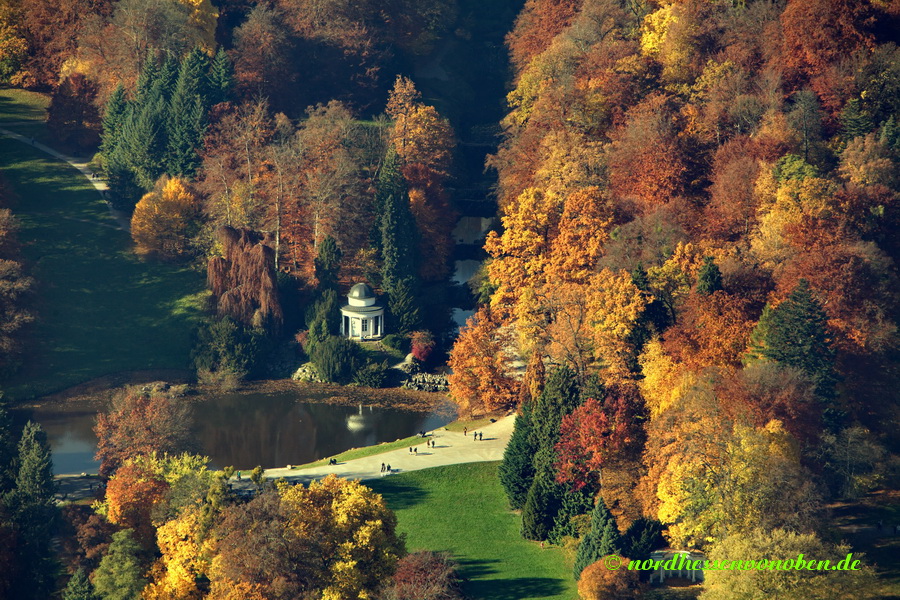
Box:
left=0, top=88, right=207, bottom=400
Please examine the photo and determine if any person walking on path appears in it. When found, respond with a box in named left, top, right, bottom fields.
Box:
left=414, top=448, right=418, bottom=455
left=381, top=463, right=385, bottom=473
left=463, top=427, right=468, bottom=437
left=479, top=432, right=483, bottom=441
left=473, top=432, right=477, bottom=441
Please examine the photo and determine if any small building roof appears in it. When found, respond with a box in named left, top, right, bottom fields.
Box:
left=348, top=282, right=375, bottom=300
left=341, top=304, right=384, bottom=315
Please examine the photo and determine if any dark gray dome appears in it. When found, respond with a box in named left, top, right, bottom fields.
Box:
left=348, top=283, right=375, bottom=299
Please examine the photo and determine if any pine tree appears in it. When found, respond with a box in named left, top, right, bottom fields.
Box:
left=14, top=421, right=54, bottom=505
left=166, top=49, right=210, bottom=177
left=499, top=402, right=537, bottom=510
left=521, top=450, right=566, bottom=541
left=99, top=84, right=128, bottom=163
left=762, top=279, right=838, bottom=398
left=696, top=256, right=723, bottom=296
left=881, top=115, right=900, bottom=153
left=119, top=94, right=168, bottom=194
left=548, top=486, right=594, bottom=544
left=840, top=97, right=873, bottom=142
left=314, top=235, right=342, bottom=291
left=134, top=53, right=159, bottom=105
left=92, top=530, right=147, bottom=600
left=530, top=365, right=581, bottom=449
left=621, top=518, right=664, bottom=561
left=155, top=54, right=180, bottom=103
left=574, top=496, right=622, bottom=579
left=379, top=149, right=418, bottom=294
left=207, top=47, right=234, bottom=106
left=387, top=276, right=422, bottom=335
left=63, top=569, right=97, bottom=600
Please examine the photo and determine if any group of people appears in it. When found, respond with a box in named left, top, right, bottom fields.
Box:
left=380, top=463, right=392, bottom=473
left=463, top=428, right=484, bottom=441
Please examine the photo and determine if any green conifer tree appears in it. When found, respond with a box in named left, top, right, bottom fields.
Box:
left=379, top=149, right=418, bottom=294
left=762, top=279, right=838, bottom=399
left=207, top=47, right=234, bottom=106
left=387, top=276, right=422, bottom=335
left=574, top=496, right=621, bottom=579
left=155, top=54, right=180, bottom=103
left=880, top=115, right=900, bottom=153
left=530, top=365, right=581, bottom=449
left=63, top=569, right=97, bottom=600
left=119, top=94, right=168, bottom=194
left=166, top=49, right=210, bottom=177
left=696, top=256, right=723, bottom=295
left=134, top=53, right=159, bottom=105
left=314, top=235, right=342, bottom=291
left=13, top=421, right=54, bottom=505
left=521, top=449, right=566, bottom=541
left=548, top=486, right=594, bottom=544
left=499, top=402, right=537, bottom=510
left=99, top=84, right=128, bottom=164
left=92, top=530, right=147, bottom=600
left=840, top=97, right=873, bottom=142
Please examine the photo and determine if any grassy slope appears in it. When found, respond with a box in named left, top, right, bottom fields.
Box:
left=0, top=90, right=206, bottom=399
left=369, top=462, right=578, bottom=600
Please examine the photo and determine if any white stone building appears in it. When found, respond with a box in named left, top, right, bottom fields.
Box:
left=340, top=283, right=385, bottom=340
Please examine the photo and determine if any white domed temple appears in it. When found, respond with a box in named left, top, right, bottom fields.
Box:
left=340, top=283, right=385, bottom=340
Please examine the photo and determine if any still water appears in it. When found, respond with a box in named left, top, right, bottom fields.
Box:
left=13, top=390, right=453, bottom=475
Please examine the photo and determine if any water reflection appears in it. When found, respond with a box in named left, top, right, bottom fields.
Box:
left=14, top=390, right=453, bottom=474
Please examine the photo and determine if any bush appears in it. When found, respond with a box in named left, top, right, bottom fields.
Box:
left=310, top=335, right=361, bottom=384
left=191, top=316, right=262, bottom=383
left=378, top=551, right=464, bottom=600
left=353, top=361, right=390, bottom=388
left=382, top=333, right=408, bottom=354
left=577, top=557, right=645, bottom=600
left=410, top=330, right=435, bottom=363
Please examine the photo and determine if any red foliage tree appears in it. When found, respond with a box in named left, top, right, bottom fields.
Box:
left=93, top=390, right=193, bottom=477
left=555, top=387, right=645, bottom=491
left=385, top=550, right=464, bottom=600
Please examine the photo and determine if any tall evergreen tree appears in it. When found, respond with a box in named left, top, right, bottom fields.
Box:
left=880, top=115, right=900, bottom=153
left=13, top=421, right=54, bottom=505
left=499, top=402, right=537, bottom=510
left=521, top=448, right=566, bottom=541
left=92, top=530, right=147, bottom=600
left=155, top=54, right=180, bottom=103
left=99, top=84, right=128, bottom=163
left=761, top=279, right=838, bottom=398
left=314, top=235, right=342, bottom=291
left=207, top=47, right=234, bottom=106
left=63, top=569, right=97, bottom=600
left=387, top=276, right=422, bottom=335
left=119, top=93, right=168, bottom=194
left=379, top=149, right=418, bottom=294
left=134, top=53, right=160, bottom=105
left=530, top=365, right=582, bottom=449
left=548, top=486, right=594, bottom=544
left=574, top=496, right=622, bottom=579
left=166, top=49, right=210, bottom=177
left=840, top=97, right=873, bottom=141
left=696, top=256, right=723, bottom=296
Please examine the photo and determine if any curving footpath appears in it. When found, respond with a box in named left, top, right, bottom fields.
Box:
left=0, top=127, right=130, bottom=230
left=232, top=413, right=516, bottom=491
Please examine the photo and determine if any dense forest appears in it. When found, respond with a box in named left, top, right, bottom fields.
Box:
left=0, top=0, right=898, bottom=598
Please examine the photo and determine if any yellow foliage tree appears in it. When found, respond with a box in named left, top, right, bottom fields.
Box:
left=637, top=337, right=696, bottom=417
left=143, top=506, right=210, bottom=600
left=131, top=176, right=201, bottom=257
left=279, top=475, right=405, bottom=600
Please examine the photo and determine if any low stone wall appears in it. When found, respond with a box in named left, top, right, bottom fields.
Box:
left=402, top=372, right=449, bottom=392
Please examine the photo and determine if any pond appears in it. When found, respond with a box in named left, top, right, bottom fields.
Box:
left=12, top=389, right=454, bottom=475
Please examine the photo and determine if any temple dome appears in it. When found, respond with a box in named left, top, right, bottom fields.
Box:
left=348, top=282, right=375, bottom=300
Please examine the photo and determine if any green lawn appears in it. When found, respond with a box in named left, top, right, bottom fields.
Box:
left=0, top=138, right=207, bottom=399
left=369, top=462, right=579, bottom=600
left=0, top=87, right=49, bottom=122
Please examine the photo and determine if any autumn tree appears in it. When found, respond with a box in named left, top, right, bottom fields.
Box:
left=578, top=557, right=644, bottom=600
left=208, top=226, right=283, bottom=333
left=380, top=550, right=464, bottom=600
left=131, top=176, right=201, bottom=257
left=93, top=389, right=193, bottom=476
left=102, top=461, right=169, bottom=549
left=447, top=307, right=521, bottom=416
left=701, top=529, right=878, bottom=600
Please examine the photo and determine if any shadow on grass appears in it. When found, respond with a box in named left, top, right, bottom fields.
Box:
left=368, top=477, right=429, bottom=510
left=457, top=558, right=568, bottom=600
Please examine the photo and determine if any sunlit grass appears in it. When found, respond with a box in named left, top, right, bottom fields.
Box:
left=369, top=462, right=578, bottom=600
left=0, top=87, right=49, bottom=122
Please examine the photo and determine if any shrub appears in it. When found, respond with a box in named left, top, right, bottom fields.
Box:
left=191, top=316, right=261, bottom=382
left=353, top=361, right=390, bottom=388
left=577, top=557, right=644, bottom=600
left=382, top=333, right=408, bottom=354
left=310, top=336, right=361, bottom=384
left=379, top=551, right=464, bottom=600
left=410, top=330, right=435, bottom=363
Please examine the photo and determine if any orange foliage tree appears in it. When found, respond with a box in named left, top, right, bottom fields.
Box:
left=447, top=307, right=521, bottom=416
left=131, top=176, right=201, bottom=257
left=577, top=556, right=645, bottom=600
left=103, top=461, right=169, bottom=549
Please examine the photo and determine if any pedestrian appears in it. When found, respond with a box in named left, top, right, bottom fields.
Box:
left=479, top=432, right=483, bottom=441
left=464, top=427, right=467, bottom=436
left=409, top=447, right=413, bottom=453
left=474, top=432, right=477, bottom=441
left=381, top=463, right=385, bottom=473
left=414, top=447, right=418, bottom=455
left=431, top=439, right=435, bottom=448
left=386, top=464, right=391, bottom=472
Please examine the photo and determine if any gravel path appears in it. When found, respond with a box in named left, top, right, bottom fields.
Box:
left=232, top=414, right=516, bottom=490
